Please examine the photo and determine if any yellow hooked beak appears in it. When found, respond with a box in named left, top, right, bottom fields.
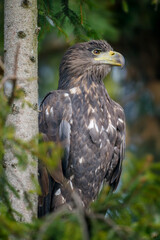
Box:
left=94, top=51, right=125, bottom=68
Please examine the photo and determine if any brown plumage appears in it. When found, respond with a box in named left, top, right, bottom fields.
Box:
left=38, top=40, right=125, bottom=217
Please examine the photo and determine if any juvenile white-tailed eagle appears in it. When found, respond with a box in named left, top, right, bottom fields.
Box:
left=38, top=40, right=125, bottom=217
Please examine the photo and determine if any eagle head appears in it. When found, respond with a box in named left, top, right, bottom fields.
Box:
left=59, top=40, right=125, bottom=89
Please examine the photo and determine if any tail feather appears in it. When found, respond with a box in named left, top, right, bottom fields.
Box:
left=38, top=175, right=55, bottom=217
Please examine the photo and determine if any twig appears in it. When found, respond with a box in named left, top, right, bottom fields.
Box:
left=86, top=211, right=131, bottom=239
left=0, top=75, right=17, bottom=90
left=36, top=206, right=70, bottom=240
left=52, top=16, right=69, bottom=41
left=72, top=192, right=90, bottom=240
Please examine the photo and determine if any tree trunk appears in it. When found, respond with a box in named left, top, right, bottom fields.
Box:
left=4, top=0, right=38, bottom=222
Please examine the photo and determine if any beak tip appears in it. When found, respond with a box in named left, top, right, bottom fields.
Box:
left=120, top=55, right=125, bottom=68
left=116, top=54, right=125, bottom=68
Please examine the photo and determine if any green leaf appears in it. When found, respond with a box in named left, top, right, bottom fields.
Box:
left=122, top=0, right=129, bottom=13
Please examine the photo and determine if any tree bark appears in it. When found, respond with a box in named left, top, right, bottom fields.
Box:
left=4, top=0, right=38, bottom=222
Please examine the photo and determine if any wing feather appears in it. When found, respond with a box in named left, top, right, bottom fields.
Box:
left=38, top=91, right=72, bottom=217
left=59, top=119, right=71, bottom=175
left=108, top=102, right=126, bottom=190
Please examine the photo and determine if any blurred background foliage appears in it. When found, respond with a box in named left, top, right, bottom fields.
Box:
left=0, top=0, right=160, bottom=239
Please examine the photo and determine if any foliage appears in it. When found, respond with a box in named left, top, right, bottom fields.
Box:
left=38, top=0, right=120, bottom=45
left=1, top=0, right=160, bottom=239
left=0, top=77, right=160, bottom=240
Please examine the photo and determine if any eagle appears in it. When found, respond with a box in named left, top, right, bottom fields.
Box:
left=38, top=40, right=125, bottom=217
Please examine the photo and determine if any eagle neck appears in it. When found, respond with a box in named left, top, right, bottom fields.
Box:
left=58, top=65, right=110, bottom=90
left=82, top=73, right=112, bottom=104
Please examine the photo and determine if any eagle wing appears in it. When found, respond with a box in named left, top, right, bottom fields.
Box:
left=107, top=101, right=125, bottom=190
left=38, top=91, right=72, bottom=216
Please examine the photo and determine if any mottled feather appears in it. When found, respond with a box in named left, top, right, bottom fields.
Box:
left=38, top=40, right=126, bottom=216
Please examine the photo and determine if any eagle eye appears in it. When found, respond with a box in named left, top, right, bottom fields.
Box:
left=92, top=49, right=102, bottom=55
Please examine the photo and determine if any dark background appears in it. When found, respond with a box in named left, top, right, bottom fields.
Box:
left=0, top=0, right=160, bottom=239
